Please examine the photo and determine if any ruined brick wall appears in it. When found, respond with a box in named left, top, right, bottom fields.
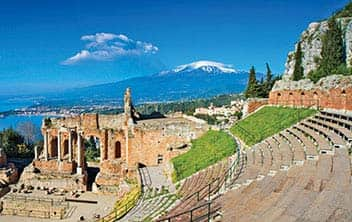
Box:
left=245, top=98, right=269, bottom=115
left=269, top=87, right=352, bottom=111
left=33, top=160, right=76, bottom=174
left=39, top=112, right=207, bottom=188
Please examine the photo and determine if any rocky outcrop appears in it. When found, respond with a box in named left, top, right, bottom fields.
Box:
left=283, top=17, right=352, bottom=80
left=273, top=74, right=352, bottom=91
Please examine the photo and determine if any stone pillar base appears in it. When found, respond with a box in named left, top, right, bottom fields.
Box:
left=77, top=167, right=83, bottom=175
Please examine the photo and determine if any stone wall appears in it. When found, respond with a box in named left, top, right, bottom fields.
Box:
left=269, top=75, right=352, bottom=111
left=1, top=195, right=68, bottom=219
left=243, top=98, right=269, bottom=116
left=38, top=114, right=207, bottom=189
left=33, top=159, right=77, bottom=174
left=31, top=88, right=208, bottom=190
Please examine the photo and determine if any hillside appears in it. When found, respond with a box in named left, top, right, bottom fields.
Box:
left=40, top=61, right=263, bottom=107
left=231, top=106, right=317, bottom=146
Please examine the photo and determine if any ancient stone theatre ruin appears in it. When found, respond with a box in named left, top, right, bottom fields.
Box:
left=22, top=88, right=207, bottom=191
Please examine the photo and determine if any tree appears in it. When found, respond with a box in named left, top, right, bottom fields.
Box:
left=84, top=136, right=100, bottom=162
left=0, top=128, right=33, bottom=158
left=292, top=42, right=304, bottom=81
left=16, top=121, right=38, bottom=144
left=264, top=63, right=274, bottom=96
left=309, top=18, right=346, bottom=82
left=320, top=18, right=345, bottom=75
left=245, top=66, right=258, bottom=98
left=265, top=62, right=272, bottom=83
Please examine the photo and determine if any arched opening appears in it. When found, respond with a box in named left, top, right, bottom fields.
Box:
left=277, top=93, right=281, bottom=97
left=300, top=92, right=305, bottom=106
left=313, top=91, right=318, bottom=98
left=50, top=137, right=58, bottom=158
left=288, top=92, right=294, bottom=106
left=342, top=89, right=346, bottom=95
left=115, top=141, right=121, bottom=159
left=63, top=140, right=69, bottom=157
left=84, top=136, right=101, bottom=162
left=84, top=135, right=101, bottom=191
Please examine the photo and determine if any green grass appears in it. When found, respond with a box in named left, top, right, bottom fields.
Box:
left=231, top=106, right=317, bottom=146
left=172, top=130, right=235, bottom=182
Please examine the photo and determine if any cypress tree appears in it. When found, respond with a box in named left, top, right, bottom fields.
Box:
left=292, top=42, right=304, bottom=81
left=264, top=63, right=273, bottom=96
left=245, top=66, right=257, bottom=98
left=320, top=18, right=344, bottom=75
left=265, top=62, right=272, bottom=83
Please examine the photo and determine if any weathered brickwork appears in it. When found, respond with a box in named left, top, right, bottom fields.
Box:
left=30, top=88, right=208, bottom=190
left=244, top=98, right=269, bottom=116
left=269, top=75, right=352, bottom=111
left=269, top=88, right=352, bottom=110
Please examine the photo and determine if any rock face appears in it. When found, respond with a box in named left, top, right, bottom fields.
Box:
left=273, top=75, right=352, bottom=92
left=283, top=17, right=352, bottom=80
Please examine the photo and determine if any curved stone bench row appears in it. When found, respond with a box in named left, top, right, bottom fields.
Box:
left=217, top=110, right=352, bottom=222
left=160, top=158, right=229, bottom=221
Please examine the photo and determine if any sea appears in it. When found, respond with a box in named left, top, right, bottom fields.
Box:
left=0, top=98, right=43, bottom=131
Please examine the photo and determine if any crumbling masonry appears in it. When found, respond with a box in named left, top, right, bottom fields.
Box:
left=23, top=88, right=207, bottom=191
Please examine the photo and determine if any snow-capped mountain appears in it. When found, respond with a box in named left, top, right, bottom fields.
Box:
left=44, top=61, right=262, bottom=106
left=159, top=60, right=239, bottom=75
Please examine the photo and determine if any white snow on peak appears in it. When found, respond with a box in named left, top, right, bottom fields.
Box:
left=172, top=60, right=237, bottom=73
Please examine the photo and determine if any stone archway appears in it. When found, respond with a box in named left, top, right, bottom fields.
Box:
left=84, top=135, right=101, bottom=162
left=63, top=140, right=69, bottom=158
left=83, top=135, right=102, bottom=191
left=50, top=137, right=58, bottom=158
left=115, top=141, right=121, bottom=159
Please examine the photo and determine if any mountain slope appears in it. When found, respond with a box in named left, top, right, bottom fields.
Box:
left=46, top=61, right=261, bottom=106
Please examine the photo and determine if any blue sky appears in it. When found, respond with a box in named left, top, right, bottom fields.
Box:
left=0, top=0, right=349, bottom=95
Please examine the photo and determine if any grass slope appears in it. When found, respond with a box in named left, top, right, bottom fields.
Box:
left=231, top=106, right=317, bottom=146
left=172, top=130, right=235, bottom=182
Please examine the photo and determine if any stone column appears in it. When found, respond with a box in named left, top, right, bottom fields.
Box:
left=57, top=131, right=62, bottom=162
left=68, top=130, right=72, bottom=162
left=77, top=131, right=82, bottom=175
left=34, top=145, right=38, bottom=160
left=43, top=131, right=48, bottom=161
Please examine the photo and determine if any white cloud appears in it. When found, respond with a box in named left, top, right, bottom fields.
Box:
left=62, top=33, right=158, bottom=65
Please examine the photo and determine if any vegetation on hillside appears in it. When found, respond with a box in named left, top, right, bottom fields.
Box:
left=334, top=2, right=352, bottom=18
left=245, top=64, right=281, bottom=98
left=231, top=106, right=317, bottom=146
left=172, top=130, right=235, bottom=181
left=136, top=94, right=243, bottom=116
left=98, top=94, right=244, bottom=116
left=307, top=3, right=352, bottom=83
left=0, top=128, right=36, bottom=158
